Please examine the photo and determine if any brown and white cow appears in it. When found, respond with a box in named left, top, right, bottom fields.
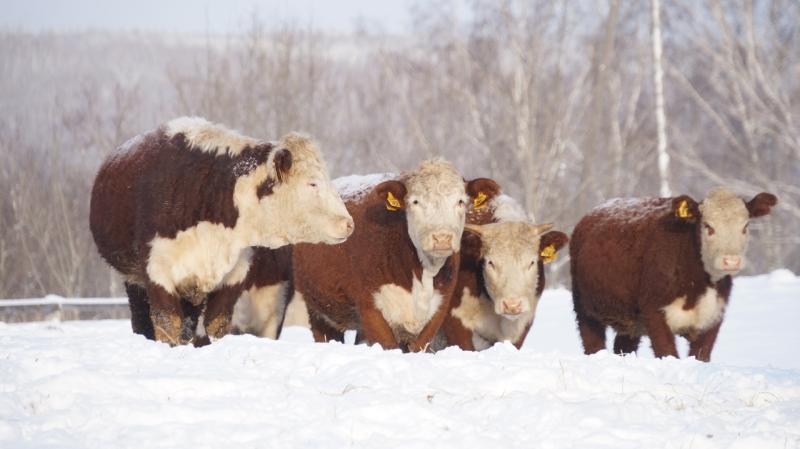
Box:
left=440, top=195, right=568, bottom=350
left=90, top=117, right=352, bottom=345
left=570, top=187, right=777, bottom=361
left=293, top=160, right=500, bottom=352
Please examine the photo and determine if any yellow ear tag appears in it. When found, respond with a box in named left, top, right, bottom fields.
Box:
left=540, top=244, right=557, bottom=264
left=677, top=199, right=693, bottom=219
left=386, top=191, right=402, bottom=211
left=473, top=191, right=488, bottom=209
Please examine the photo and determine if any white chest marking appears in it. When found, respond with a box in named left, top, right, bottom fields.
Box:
left=147, top=222, right=250, bottom=295
left=372, top=268, right=443, bottom=336
left=450, top=287, right=535, bottom=347
left=662, top=287, right=726, bottom=334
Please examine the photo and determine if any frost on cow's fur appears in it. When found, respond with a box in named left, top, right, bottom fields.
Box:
left=165, top=116, right=263, bottom=156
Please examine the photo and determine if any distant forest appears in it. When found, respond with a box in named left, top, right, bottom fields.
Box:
left=1, top=0, right=798, bottom=298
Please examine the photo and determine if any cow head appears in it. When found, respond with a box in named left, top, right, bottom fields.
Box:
left=671, top=187, right=777, bottom=280
left=373, top=159, right=500, bottom=265
left=237, top=133, right=353, bottom=247
left=462, top=222, right=568, bottom=319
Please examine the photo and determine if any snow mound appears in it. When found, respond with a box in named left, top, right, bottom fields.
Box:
left=2, top=318, right=799, bottom=448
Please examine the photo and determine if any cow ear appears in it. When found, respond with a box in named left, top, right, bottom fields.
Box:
left=466, top=178, right=501, bottom=210
left=746, top=192, right=777, bottom=218
left=460, top=226, right=483, bottom=260
left=374, top=180, right=407, bottom=212
left=273, top=148, right=292, bottom=182
left=671, top=195, right=699, bottom=224
left=539, top=231, right=568, bottom=265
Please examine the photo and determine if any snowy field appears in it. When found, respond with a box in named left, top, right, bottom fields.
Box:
left=1, top=271, right=799, bottom=449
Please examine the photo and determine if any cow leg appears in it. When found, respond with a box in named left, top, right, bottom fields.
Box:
left=308, top=309, right=344, bottom=343
left=353, top=294, right=399, bottom=350
left=354, top=330, right=367, bottom=344
left=688, top=321, right=722, bottom=362
left=271, top=281, right=294, bottom=340
left=408, top=293, right=452, bottom=353
left=575, top=311, right=607, bottom=355
left=125, top=282, right=154, bottom=340
left=204, top=285, right=243, bottom=341
left=146, top=283, right=185, bottom=345
left=613, top=333, right=641, bottom=355
left=442, top=316, right=476, bottom=351
left=642, top=309, right=679, bottom=358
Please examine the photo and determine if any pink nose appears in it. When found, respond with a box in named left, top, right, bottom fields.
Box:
left=501, top=299, right=523, bottom=315
left=722, top=255, right=742, bottom=271
left=431, top=233, right=453, bottom=251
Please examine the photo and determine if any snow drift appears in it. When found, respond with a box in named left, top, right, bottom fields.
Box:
left=1, top=271, right=799, bottom=448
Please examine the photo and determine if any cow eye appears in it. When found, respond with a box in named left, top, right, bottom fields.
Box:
left=458, top=199, right=466, bottom=207
left=704, top=223, right=715, bottom=236
left=308, top=182, right=318, bottom=188
left=486, top=260, right=494, bottom=269
left=412, top=199, right=419, bottom=205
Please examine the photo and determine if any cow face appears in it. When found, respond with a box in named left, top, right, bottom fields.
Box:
left=375, top=159, right=500, bottom=264
left=463, top=222, right=568, bottom=319
left=672, top=188, right=777, bottom=280
left=256, top=133, right=353, bottom=245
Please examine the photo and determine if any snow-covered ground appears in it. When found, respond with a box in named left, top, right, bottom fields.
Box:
left=1, top=271, right=799, bottom=448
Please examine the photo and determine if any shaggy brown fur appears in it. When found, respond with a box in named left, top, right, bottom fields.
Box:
left=293, top=176, right=500, bottom=352
left=569, top=192, right=777, bottom=361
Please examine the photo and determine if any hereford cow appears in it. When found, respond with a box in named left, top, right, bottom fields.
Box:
left=570, top=187, right=777, bottom=361
left=90, top=117, right=353, bottom=345
left=293, top=160, right=500, bottom=352
left=439, top=195, right=568, bottom=350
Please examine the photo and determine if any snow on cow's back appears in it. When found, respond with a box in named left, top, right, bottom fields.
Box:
left=334, top=173, right=395, bottom=203
left=588, top=197, right=672, bottom=225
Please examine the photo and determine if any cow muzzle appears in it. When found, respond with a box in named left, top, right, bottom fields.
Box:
left=329, top=216, right=354, bottom=243
left=719, top=255, right=743, bottom=272
left=499, top=298, right=525, bottom=318
left=426, top=231, right=456, bottom=256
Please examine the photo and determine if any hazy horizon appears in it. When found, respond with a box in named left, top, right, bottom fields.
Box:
left=0, top=0, right=412, bottom=35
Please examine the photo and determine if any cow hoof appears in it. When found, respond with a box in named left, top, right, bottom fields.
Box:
left=151, top=311, right=184, bottom=346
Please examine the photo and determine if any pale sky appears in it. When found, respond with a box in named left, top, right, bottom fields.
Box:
left=0, top=0, right=412, bottom=34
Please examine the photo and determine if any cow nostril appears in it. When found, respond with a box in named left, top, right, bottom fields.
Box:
left=502, top=299, right=522, bottom=314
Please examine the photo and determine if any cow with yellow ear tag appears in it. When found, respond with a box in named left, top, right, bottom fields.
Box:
left=437, top=194, right=568, bottom=351
left=570, top=188, right=777, bottom=361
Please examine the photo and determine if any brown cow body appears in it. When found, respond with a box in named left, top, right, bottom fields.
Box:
left=90, top=117, right=352, bottom=345
left=293, top=162, right=500, bottom=352
left=570, top=189, right=776, bottom=361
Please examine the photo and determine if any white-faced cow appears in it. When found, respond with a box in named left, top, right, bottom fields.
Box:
left=438, top=194, right=568, bottom=350
left=90, top=117, right=352, bottom=345
left=293, top=160, right=501, bottom=352
left=570, top=187, right=777, bottom=361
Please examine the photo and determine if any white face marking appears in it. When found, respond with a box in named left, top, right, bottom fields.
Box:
left=402, top=159, right=469, bottom=264
left=232, top=282, right=290, bottom=338
left=165, top=117, right=262, bottom=156
left=698, top=188, right=750, bottom=280
left=372, top=267, right=443, bottom=338
left=473, top=222, right=551, bottom=318
left=662, top=287, right=725, bottom=334
left=233, top=133, right=353, bottom=249
left=450, top=287, right=533, bottom=347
